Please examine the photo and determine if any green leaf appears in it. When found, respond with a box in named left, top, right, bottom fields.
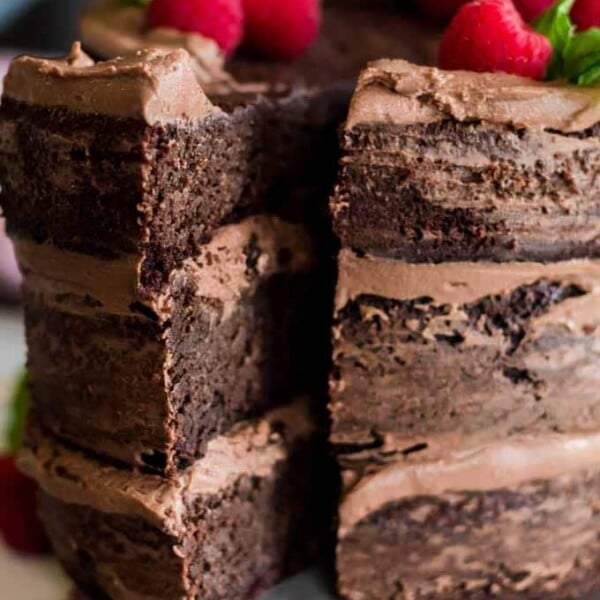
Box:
left=533, top=0, right=576, bottom=79
left=564, top=28, right=600, bottom=84
left=6, top=371, right=30, bottom=453
left=576, top=64, right=600, bottom=86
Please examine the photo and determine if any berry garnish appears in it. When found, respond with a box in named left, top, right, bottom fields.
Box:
left=1, top=372, right=50, bottom=555
left=147, top=0, right=244, bottom=54
left=513, top=0, right=554, bottom=21
left=242, top=0, right=321, bottom=60
left=414, top=0, right=469, bottom=21
left=439, top=0, right=552, bottom=79
left=0, top=456, right=49, bottom=555
left=571, top=0, right=600, bottom=30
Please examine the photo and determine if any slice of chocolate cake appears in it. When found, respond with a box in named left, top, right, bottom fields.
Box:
left=21, top=401, right=333, bottom=600
left=330, top=60, right=600, bottom=599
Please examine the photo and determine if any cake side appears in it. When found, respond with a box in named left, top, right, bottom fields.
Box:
left=331, top=60, right=600, bottom=262
left=337, top=431, right=600, bottom=600
left=22, top=401, right=335, bottom=600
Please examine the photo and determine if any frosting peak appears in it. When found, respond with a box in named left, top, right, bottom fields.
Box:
left=3, top=43, right=219, bottom=123
left=347, top=59, right=600, bottom=133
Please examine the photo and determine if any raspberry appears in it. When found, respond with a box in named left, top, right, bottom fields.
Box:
left=242, top=0, right=321, bottom=60
left=0, top=455, right=49, bottom=555
left=147, top=0, right=244, bottom=54
left=415, top=0, right=469, bottom=21
left=513, top=0, right=553, bottom=21
left=571, top=0, right=600, bottom=30
left=439, top=0, right=553, bottom=80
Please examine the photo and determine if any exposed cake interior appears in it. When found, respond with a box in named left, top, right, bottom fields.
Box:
left=22, top=401, right=334, bottom=600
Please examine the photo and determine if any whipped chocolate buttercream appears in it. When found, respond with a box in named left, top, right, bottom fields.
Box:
left=21, top=399, right=314, bottom=536
left=80, top=4, right=235, bottom=93
left=3, top=43, right=218, bottom=123
left=157, top=216, right=314, bottom=321
left=335, top=248, right=600, bottom=313
left=15, top=216, right=313, bottom=319
left=347, top=59, right=600, bottom=133
left=339, top=430, right=600, bottom=536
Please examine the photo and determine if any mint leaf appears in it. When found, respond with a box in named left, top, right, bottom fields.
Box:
left=564, top=28, right=600, bottom=85
left=533, top=0, right=576, bottom=79
left=6, top=371, right=30, bottom=453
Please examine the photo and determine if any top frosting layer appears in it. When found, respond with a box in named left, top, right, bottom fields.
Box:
left=3, top=42, right=218, bottom=123
left=80, top=4, right=237, bottom=94
left=347, top=59, right=600, bottom=133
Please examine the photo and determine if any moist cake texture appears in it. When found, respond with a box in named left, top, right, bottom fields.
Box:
left=331, top=60, right=600, bottom=599
left=0, top=6, right=439, bottom=599
left=22, top=402, right=333, bottom=600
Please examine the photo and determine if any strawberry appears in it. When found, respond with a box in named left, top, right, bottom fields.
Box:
left=415, top=0, right=469, bottom=21
left=439, top=0, right=553, bottom=79
left=571, top=0, right=600, bottom=30
left=0, top=455, right=49, bottom=554
left=147, top=0, right=244, bottom=54
left=242, top=0, right=321, bottom=60
left=513, top=0, right=554, bottom=21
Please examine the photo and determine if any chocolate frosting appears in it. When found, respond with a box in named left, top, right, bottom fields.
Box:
left=15, top=215, right=313, bottom=319
left=339, top=430, right=600, bottom=537
left=335, top=248, right=600, bottom=316
left=347, top=59, right=600, bottom=133
left=20, top=399, right=314, bottom=537
left=80, top=4, right=237, bottom=93
left=3, top=42, right=218, bottom=123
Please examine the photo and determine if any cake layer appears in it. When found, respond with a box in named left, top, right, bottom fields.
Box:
left=0, top=47, right=341, bottom=293
left=22, top=401, right=334, bottom=600
left=20, top=216, right=327, bottom=472
left=337, top=431, right=600, bottom=599
left=331, top=249, right=600, bottom=448
left=332, top=60, right=600, bottom=262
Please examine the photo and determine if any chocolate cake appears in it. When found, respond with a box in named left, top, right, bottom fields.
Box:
left=330, top=60, right=600, bottom=599
left=21, top=401, right=332, bottom=600
left=0, top=3, right=439, bottom=598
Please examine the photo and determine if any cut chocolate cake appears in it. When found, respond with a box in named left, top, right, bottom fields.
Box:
left=330, top=60, right=600, bottom=599
left=21, top=401, right=332, bottom=600
left=0, top=3, right=440, bottom=598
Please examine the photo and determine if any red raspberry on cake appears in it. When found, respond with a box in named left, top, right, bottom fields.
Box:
left=242, top=0, right=321, bottom=60
left=571, top=0, right=600, bottom=30
left=513, top=0, right=553, bottom=21
left=439, top=0, right=553, bottom=80
left=0, top=455, right=49, bottom=554
left=147, top=0, right=244, bottom=54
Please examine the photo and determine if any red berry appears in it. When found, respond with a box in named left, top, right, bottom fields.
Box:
left=572, top=0, right=600, bottom=30
left=242, top=0, right=321, bottom=60
left=147, top=0, right=244, bottom=54
left=416, top=0, right=469, bottom=21
left=0, top=455, right=49, bottom=555
left=439, top=0, right=553, bottom=80
left=513, top=0, right=553, bottom=22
